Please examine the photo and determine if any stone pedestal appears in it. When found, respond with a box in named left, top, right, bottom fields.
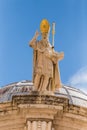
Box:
left=12, top=92, right=68, bottom=130
left=0, top=87, right=87, bottom=130
left=18, top=102, right=59, bottom=130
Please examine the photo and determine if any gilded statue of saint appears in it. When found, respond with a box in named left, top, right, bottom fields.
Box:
left=29, top=19, right=64, bottom=91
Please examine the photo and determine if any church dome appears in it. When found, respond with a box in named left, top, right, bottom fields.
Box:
left=0, top=80, right=87, bottom=108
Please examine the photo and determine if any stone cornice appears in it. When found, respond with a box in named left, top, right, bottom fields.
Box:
left=0, top=93, right=87, bottom=117
left=12, top=92, right=69, bottom=107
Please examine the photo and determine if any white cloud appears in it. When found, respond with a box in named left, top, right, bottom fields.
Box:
left=67, top=66, right=87, bottom=93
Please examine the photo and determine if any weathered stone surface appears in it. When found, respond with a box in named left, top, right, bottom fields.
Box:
left=0, top=81, right=87, bottom=129
left=0, top=93, right=87, bottom=130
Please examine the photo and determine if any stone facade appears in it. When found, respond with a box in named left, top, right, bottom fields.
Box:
left=0, top=91, right=87, bottom=130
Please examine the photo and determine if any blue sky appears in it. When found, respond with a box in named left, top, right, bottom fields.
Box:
left=0, top=0, right=87, bottom=92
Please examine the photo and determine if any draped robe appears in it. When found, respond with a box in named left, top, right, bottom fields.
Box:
left=30, top=39, right=61, bottom=90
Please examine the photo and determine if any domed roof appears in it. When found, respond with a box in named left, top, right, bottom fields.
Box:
left=0, top=80, right=87, bottom=108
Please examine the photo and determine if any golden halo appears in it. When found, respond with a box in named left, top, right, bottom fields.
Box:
left=40, top=19, right=50, bottom=33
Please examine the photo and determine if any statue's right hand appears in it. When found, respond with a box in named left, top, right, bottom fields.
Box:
left=35, top=31, right=39, bottom=38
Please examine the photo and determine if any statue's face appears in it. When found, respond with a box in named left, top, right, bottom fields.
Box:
left=41, top=33, right=49, bottom=41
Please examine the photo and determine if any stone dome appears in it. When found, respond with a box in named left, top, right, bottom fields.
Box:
left=0, top=80, right=87, bottom=108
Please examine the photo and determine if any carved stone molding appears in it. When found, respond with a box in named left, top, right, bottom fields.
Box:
left=12, top=92, right=69, bottom=107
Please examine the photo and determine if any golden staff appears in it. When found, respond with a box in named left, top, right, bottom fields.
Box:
left=52, top=22, right=55, bottom=48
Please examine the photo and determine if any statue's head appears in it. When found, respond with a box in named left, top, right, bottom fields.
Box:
left=40, top=19, right=50, bottom=41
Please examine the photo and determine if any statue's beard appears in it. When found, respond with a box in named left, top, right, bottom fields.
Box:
left=42, top=37, right=49, bottom=42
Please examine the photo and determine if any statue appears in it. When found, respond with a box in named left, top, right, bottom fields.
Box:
left=29, top=19, right=64, bottom=91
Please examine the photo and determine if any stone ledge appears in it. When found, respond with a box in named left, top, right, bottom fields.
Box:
left=12, top=92, right=69, bottom=107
